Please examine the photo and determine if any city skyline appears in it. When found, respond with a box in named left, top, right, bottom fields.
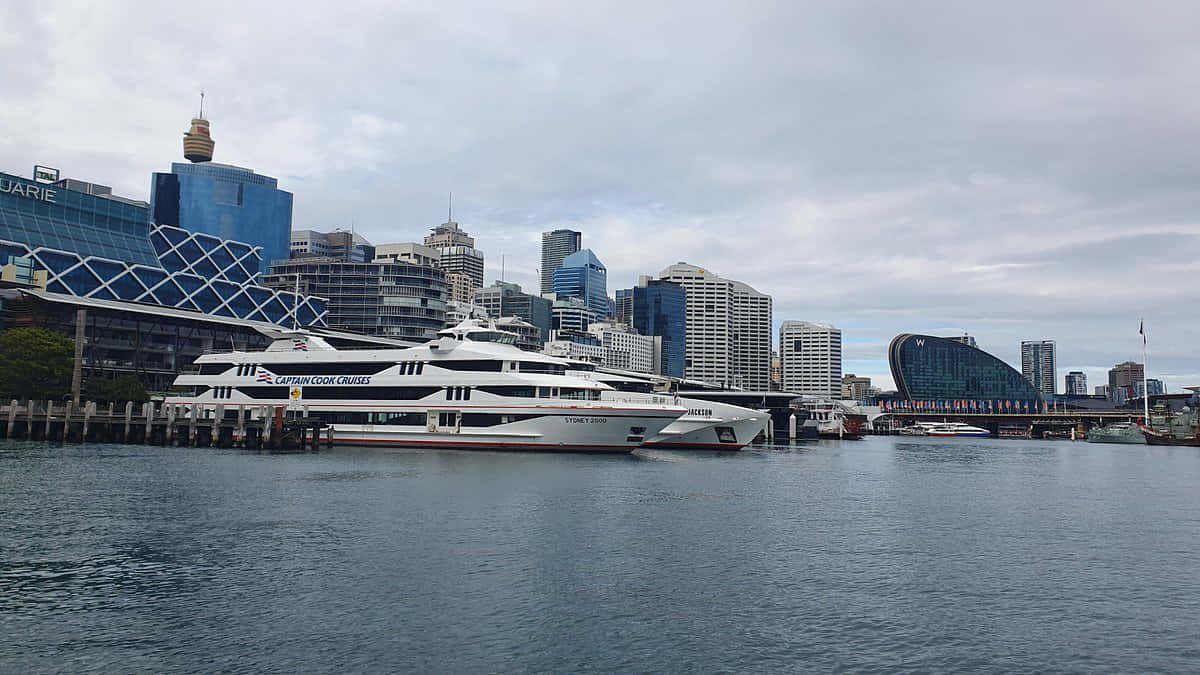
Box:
left=3, top=2, right=1197, bottom=392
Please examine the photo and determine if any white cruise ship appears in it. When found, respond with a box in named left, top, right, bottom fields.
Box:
left=168, top=321, right=686, bottom=453
left=573, top=369, right=769, bottom=450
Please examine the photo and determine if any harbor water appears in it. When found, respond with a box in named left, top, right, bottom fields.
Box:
left=2, top=437, right=1199, bottom=672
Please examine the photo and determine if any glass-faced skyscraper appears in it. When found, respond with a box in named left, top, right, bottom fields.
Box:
left=150, top=114, right=294, bottom=273
left=540, top=229, right=582, bottom=295
left=151, top=163, right=293, bottom=272
left=630, top=279, right=686, bottom=378
left=552, top=248, right=608, bottom=318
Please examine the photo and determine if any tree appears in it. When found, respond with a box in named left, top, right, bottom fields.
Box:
left=86, top=375, right=149, bottom=405
left=0, top=327, right=73, bottom=401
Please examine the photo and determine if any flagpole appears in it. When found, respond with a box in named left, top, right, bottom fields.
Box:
left=1141, top=318, right=1150, bottom=423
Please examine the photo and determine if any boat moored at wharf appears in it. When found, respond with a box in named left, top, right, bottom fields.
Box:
left=572, top=369, right=769, bottom=450
left=167, top=320, right=686, bottom=453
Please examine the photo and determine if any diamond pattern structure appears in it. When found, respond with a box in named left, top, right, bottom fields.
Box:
left=1, top=228, right=327, bottom=327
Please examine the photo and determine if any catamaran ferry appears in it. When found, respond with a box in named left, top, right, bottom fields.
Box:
left=167, top=320, right=686, bottom=453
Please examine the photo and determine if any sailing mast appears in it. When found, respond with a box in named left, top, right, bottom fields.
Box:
left=1141, top=318, right=1150, bottom=423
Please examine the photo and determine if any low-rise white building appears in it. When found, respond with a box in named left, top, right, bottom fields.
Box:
left=590, top=321, right=658, bottom=374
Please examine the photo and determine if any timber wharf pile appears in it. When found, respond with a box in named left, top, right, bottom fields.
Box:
left=0, top=400, right=330, bottom=450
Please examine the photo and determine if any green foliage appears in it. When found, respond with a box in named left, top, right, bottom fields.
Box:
left=0, top=327, right=74, bottom=401
left=86, top=375, right=149, bottom=405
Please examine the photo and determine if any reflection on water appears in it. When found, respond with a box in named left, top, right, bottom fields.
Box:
left=2, top=437, right=1200, bottom=671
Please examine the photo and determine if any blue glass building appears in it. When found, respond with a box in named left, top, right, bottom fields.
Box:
left=151, top=162, right=293, bottom=270
left=552, top=248, right=608, bottom=318
left=630, top=280, right=686, bottom=378
left=0, top=171, right=325, bottom=326
left=888, top=334, right=1043, bottom=404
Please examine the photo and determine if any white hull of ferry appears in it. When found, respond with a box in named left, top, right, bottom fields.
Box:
left=167, top=400, right=680, bottom=453
left=327, top=407, right=678, bottom=453
left=636, top=398, right=768, bottom=450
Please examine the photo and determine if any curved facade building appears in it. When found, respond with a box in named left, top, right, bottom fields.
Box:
left=889, top=334, right=1043, bottom=402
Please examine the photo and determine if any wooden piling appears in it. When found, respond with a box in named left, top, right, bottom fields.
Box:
left=83, top=401, right=93, bottom=441
left=166, top=404, right=176, bottom=445
left=235, top=405, right=245, bottom=447
left=64, top=400, right=74, bottom=442
left=44, top=400, right=54, bottom=440
left=143, top=402, right=153, bottom=443
left=124, top=401, right=133, bottom=441
left=188, top=403, right=198, bottom=447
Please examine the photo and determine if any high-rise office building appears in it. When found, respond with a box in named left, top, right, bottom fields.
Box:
left=1065, top=371, right=1088, bottom=396
left=623, top=276, right=686, bottom=378
left=373, top=242, right=440, bottom=268
left=290, top=230, right=375, bottom=262
left=549, top=296, right=596, bottom=335
left=540, top=229, right=582, bottom=295
left=474, top=281, right=552, bottom=340
left=659, top=262, right=772, bottom=390
left=151, top=113, right=294, bottom=270
left=264, top=258, right=446, bottom=341
left=841, top=374, right=872, bottom=402
left=423, top=219, right=484, bottom=290
left=613, top=287, right=634, bottom=326
left=552, top=249, right=608, bottom=318
left=780, top=321, right=843, bottom=397
left=1021, top=340, right=1057, bottom=396
left=1107, top=361, right=1146, bottom=403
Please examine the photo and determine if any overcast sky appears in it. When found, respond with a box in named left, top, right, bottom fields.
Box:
left=2, top=1, right=1198, bottom=392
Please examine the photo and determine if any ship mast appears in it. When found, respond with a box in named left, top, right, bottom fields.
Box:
left=1141, top=318, right=1150, bottom=423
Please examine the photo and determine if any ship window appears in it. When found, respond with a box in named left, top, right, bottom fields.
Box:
left=461, top=413, right=548, bottom=427
left=560, top=388, right=598, bottom=400
left=265, top=362, right=393, bottom=375
left=475, top=386, right=536, bottom=398
left=313, top=411, right=369, bottom=424
left=235, top=386, right=290, bottom=399
left=199, top=363, right=234, bottom=375
left=303, top=386, right=440, bottom=400
left=518, top=362, right=567, bottom=375
left=429, top=360, right=504, bottom=372
left=369, top=412, right=426, bottom=425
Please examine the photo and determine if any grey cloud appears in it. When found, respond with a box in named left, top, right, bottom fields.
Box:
left=1, top=0, right=1197, bottom=391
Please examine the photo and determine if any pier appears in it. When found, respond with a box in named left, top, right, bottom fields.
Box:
left=0, top=400, right=332, bottom=450
left=875, top=410, right=1142, bottom=438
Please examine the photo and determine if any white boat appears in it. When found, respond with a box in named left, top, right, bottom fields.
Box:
left=574, top=369, right=769, bottom=450
left=795, top=399, right=865, bottom=439
left=925, top=422, right=991, bottom=438
left=167, top=320, right=686, bottom=453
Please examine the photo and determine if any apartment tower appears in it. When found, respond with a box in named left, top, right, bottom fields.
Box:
left=1020, top=339, right=1057, bottom=396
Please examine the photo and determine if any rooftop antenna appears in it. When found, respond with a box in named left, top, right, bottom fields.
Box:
left=448, top=192, right=453, bottom=223
left=199, top=91, right=205, bottom=118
